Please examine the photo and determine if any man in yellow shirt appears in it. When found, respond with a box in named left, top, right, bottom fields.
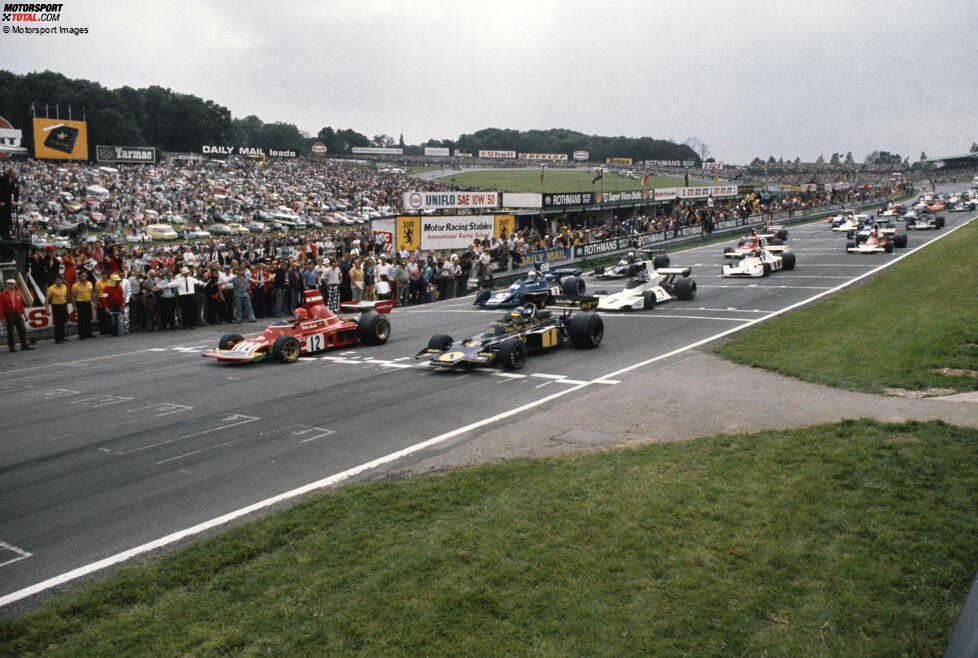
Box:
left=70, top=270, right=96, bottom=339
left=93, top=270, right=109, bottom=334
left=45, top=274, right=69, bottom=344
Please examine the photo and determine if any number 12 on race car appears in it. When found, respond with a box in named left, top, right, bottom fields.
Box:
left=306, top=334, right=324, bottom=352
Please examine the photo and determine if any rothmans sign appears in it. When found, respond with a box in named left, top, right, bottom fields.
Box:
left=402, top=190, right=499, bottom=211
left=201, top=145, right=297, bottom=157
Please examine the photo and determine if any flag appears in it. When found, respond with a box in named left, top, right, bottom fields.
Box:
left=592, top=168, right=603, bottom=184
left=641, top=171, right=649, bottom=186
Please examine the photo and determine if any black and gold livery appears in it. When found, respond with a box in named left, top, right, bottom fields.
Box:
left=417, top=293, right=603, bottom=371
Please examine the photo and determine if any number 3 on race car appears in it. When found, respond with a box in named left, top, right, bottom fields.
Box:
left=306, top=334, right=324, bottom=352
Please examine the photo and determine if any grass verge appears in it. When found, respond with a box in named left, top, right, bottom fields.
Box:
left=430, top=169, right=704, bottom=193
left=715, top=216, right=978, bottom=394
left=2, top=420, right=976, bottom=655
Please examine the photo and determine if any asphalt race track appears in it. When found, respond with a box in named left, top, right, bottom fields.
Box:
left=1, top=183, right=974, bottom=609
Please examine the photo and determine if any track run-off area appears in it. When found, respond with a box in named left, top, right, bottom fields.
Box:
left=1, top=183, right=975, bottom=610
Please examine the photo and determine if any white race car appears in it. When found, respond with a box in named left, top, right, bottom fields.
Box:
left=723, top=228, right=787, bottom=259
left=905, top=214, right=944, bottom=230
left=831, top=213, right=872, bottom=232
left=593, top=267, right=696, bottom=311
left=592, top=251, right=670, bottom=279
left=845, top=233, right=902, bottom=253
left=722, top=243, right=795, bottom=277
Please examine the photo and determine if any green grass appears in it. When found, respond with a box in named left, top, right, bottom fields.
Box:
left=431, top=169, right=706, bottom=193
left=2, top=419, right=976, bottom=656
left=715, top=217, right=978, bottom=394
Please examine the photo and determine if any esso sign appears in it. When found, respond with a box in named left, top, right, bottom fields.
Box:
left=311, top=142, right=327, bottom=156
left=0, top=115, right=23, bottom=161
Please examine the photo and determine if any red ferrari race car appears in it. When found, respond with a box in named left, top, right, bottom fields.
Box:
left=202, top=289, right=392, bottom=364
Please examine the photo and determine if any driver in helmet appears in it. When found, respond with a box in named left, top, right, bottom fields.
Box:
left=293, top=307, right=309, bottom=324
left=527, top=270, right=539, bottom=281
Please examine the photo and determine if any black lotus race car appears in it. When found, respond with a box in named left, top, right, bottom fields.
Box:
left=418, top=293, right=604, bottom=370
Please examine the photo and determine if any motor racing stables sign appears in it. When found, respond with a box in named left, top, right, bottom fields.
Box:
left=420, top=216, right=495, bottom=250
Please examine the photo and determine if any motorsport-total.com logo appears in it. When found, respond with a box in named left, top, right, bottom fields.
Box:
left=2, top=3, right=63, bottom=21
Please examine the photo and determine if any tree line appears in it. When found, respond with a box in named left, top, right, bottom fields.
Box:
left=1, top=69, right=697, bottom=163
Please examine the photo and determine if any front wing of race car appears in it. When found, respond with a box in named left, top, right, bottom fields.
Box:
left=202, top=339, right=271, bottom=362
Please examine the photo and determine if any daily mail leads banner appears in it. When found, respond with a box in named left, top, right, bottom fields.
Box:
left=421, top=216, right=495, bottom=250
left=478, top=150, right=516, bottom=158
left=402, top=190, right=499, bottom=211
left=520, top=153, right=568, bottom=161
left=351, top=146, right=403, bottom=155
left=424, top=146, right=450, bottom=157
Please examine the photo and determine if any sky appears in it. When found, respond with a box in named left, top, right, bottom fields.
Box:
left=2, top=0, right=976, bottom=164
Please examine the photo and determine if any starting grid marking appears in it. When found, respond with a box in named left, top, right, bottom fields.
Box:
left=0, top=540, right=32, bottom=569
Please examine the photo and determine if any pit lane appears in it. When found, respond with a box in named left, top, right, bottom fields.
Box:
left=0, top=183, right=973, bottom=609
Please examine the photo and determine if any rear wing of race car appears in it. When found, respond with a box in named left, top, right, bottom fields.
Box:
left=544, top=294, right=599, bottom=311
left=764, top=244, right=789, bottom=254
left=654, top=266, right=692, bottom=277
left=339, top=299, right=395, bottom=314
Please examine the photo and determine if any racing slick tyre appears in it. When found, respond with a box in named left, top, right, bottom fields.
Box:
left=736, top=238, right=747, bottom=247
left=643, top=290, right=657, bottom=310
left=769, top=238, right=783, bottom=245
left=427, top=334, right=454, bottom=351
left=893, top=232, right=908, bottom=248
left=593, top=265, right=605, bottom=275
left=594, top=289, right=609, bottom=296
left=652, top=254, right=670, bottom=269
left=474, top=290, right=491, bottom=305
left=674, top=277, right=696, bottom=300
left=561, top=276, right=586, bottom=297
left=497, top=338, right=528, bottom=370
left=568, top=312, right=604, bottom=349
left=781, top=252, right=796, bottom=270
left=722, top=247, right=734, bottom=256
left=218, top=333, right=244, bottom=350
left=273, top=336, right=301, bottom=363
left=884, top=240, right=894, bottom=253
left=846, top=240, right=856, bottom=251
left=776, top=229, right=788, bottom=240
left=357, top=311, right=390, bottom=345
left=762, top=262, right=772, bottom=276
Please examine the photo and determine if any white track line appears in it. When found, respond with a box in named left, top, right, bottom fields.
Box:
left=1, top=215, right=971, bottom=610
